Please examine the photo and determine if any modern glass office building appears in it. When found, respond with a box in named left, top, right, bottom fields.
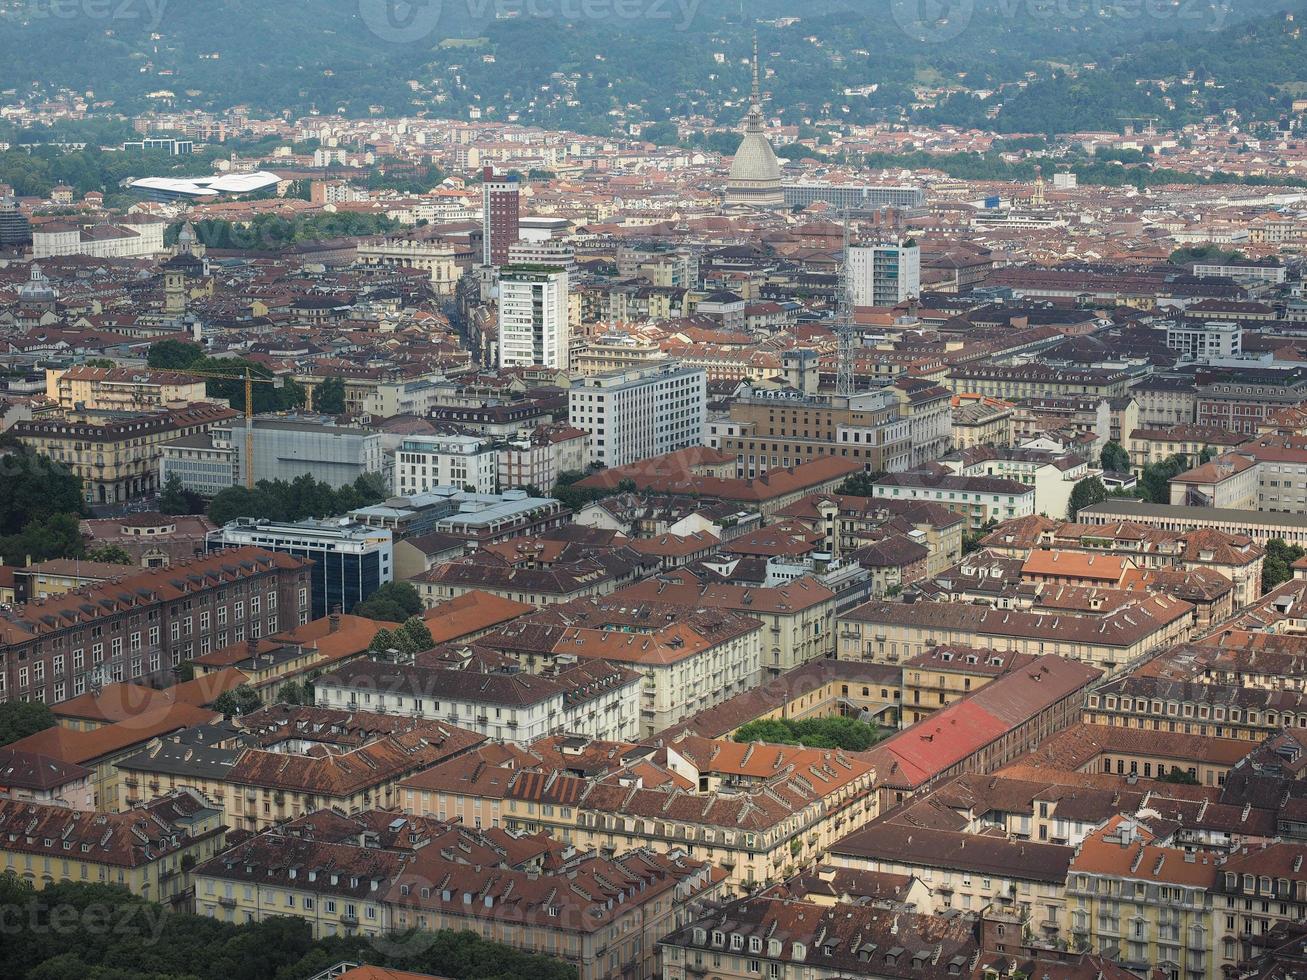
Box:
left=207, top=518, right=393, bottom=620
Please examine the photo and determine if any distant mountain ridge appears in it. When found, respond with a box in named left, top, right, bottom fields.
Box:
left=0, top=0, right=1303, bottom=136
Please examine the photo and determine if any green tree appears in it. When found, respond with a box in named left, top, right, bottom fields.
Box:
left=733, top=718, right=800, bottom=745
left=735, top=715, right=885, bottom=751
left=1068, top=477, right=1108, bottom=518
left=276, top=680, right=311, bottom=705
left=1138, top=454, right=1189, bottom=504
left=314, top=376, right=346, bottom=415
left=1099, top=441, right=1130, bottom=473
left=207, top=474, right=386, bottom=526
left=364, top=611, right=432, bottom=652
left=353, top=581, right=424, bottom=622
left=86, top=545, right=134, bottom=565
left=836, top=471, right=884, bottom=497
left=159, top=472, right=188, bottom=515
left=212, top=685, right=262, bottom=718
left=0, top=445, right=85, bottom=537
left=1157, top=766, right=1199, bottom=785
left=1263, top=538, right=1306, bottom=593
left=399, top=615, right=434, bottom=651
left=146, top=339, right=203, bottom=370
left=0, top=700, right=56, bottom=746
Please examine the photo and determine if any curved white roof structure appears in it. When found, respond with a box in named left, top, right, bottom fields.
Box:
left=130, top=171, right=282, bottom=199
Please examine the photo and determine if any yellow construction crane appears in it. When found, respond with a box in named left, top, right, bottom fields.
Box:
left=183, top=365, right=286, bottom=489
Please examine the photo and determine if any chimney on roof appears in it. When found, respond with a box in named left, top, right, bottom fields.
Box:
left=329, top=606, right=342, bottom=634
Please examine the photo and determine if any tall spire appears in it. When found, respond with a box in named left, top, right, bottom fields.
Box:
left=752, top=31, right=761, bottom=107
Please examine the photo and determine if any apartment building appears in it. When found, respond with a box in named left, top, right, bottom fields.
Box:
left=412, top=540, right=650, bottom=607
left=394, top=434, right=498, bottom=495
left=1126, top=424, right=1247, bottom=471
left=0, top=747, right=94, bottom=808
left=718, top=388, right=912, bottom=479
left=0, top=789, right=224, bottom=903
left=848, top=240, right=921, bottom=307
left=45, top=366, right=207, bottom=411
left=498, top=265, right=570, bottom=371
left=1167, top=319, right=1242, bottom=360
left=1214, top=840, right=1307, bottom=970
left=13, top=402, right=238, bottom=505
left=192, top=706, right=485, bottom=832
left=1196, top=369, right=1307, bottom=435
left=831, top=822, right=1074, bottom=925
left=613, top=573, right=836, bottom=678
left=776, top=493, right=964, bottom=573
left=988, top=517, right=1265, bottom=610
left=899, top=646, right=1037, bottom=723
left=1085, top=675, right=1307, bottom=742
left=572, top=335, right=669, bottom=377
left=941, top=446, right=1090, bottom=519
left=661, top=896, right=978, bottom=980
left=481, top=168, right=520, bottom=266
left=0, top=546, right=308, bottom=703
left=1066, top=816, right=1218, bottom=980
left=862, top=655, right=1100, bottom=809
left=952, top=394, right=1015, bottom=450
left=497, top=424, right=587, bottom=491
left=873, top=471, right=1036, bottom=531
left=481, top=598, right=764, bottom=737
left=1130, top=376, right=1198, bottom=428
left=389, top=847, right=725, bottom=980
left=315, top=657, right=642, bottom=744
left=891, top=377, right=954, bottom=469
left=947, top=365, right=1138, bottom=401
left=400, top=734, right=877, bottom=893
left=838, top=593, right=1193, bottom=675
left=568, top=362, right=707, bottom=469
left=195, top=815, right=414, bottom=935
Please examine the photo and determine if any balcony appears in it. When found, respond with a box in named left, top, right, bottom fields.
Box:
left=218, top=897, right=236, bottom=909
left=340, top=913, right=359, bottom=926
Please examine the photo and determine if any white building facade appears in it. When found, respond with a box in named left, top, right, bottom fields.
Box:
left=394, top=435, right=498, bottom=495
left=497, top=266, right=569, bottom=371
left=569, top=362, right=708, bottom=469
left=848, top=241, right=921, bottom=307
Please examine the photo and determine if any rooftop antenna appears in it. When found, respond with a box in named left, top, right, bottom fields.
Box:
left=752, top=31, right=761, bottom=109
left=835, top=209, right=857, bottom=398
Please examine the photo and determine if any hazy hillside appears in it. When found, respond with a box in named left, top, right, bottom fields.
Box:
left=0, top=0, right=1302, bottom=135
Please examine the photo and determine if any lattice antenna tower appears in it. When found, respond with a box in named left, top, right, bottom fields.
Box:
left=836, top=209, right=858, bottom=397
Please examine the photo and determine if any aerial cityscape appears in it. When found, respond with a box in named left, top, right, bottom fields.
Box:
left=6, top=2, right=1307, bottom=978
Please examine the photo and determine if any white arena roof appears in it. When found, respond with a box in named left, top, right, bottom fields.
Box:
left=130, top=171, right=282, bottom=198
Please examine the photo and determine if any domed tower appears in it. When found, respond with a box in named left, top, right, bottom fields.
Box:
left=175, top=220, right=206, bottom=259
left=725, top=34, right=784, bottom=210
left=18, top=264, right=57, bottom=310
